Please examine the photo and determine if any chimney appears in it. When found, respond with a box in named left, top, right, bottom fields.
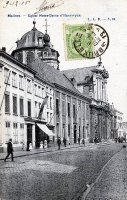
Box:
left=2, top=47, right=6, bottom=52
left=71, top=78, right=77, bottom=88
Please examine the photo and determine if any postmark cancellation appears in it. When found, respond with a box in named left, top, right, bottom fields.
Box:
left=64, top=23, right=109, bottom=60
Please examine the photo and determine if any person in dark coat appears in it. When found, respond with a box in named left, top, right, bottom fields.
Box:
left=78, top=137, right=80, bottom=145
left=63, top=137, right=66, bottom=147
left=94, top=137, right=97, bottom=144
left=26, top=141, right=30, bottom=151
left=57, top=137, right=61, bottom=150
left=4, top=139, right=14, bottom=162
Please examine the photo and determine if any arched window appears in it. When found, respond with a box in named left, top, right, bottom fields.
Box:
left=43, top=51, right=48, bottom=58
left=26, top=51, right=34, bottom=66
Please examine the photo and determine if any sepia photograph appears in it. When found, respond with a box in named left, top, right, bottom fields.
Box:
left=0, top=0, right=127, bottom=199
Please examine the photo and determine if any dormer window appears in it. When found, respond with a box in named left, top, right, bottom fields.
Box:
left=43, top=51, right=48, bottom=58
left=17, top=52, right=23, bottom=63
left=38, top=37, right=42, bottom=45
left=26, top=51, right=34, bottom=66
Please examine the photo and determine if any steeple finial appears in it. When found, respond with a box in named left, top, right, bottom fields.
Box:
left=33, top=20, right=36, bottom=30
left=43, top=19, right=50, bottom=34
left=98, top=56, right=102, bottom=66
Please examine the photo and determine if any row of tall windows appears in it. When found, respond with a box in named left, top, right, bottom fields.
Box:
left=4, top=68, right=33, bottom=92
left=56, top=99, right=74, bottom=118
left=5, top=122, right=24, bottom=144
left=5, top=93, right=31, bottom=117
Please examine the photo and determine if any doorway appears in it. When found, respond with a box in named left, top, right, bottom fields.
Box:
left=74, top=125, right=77, bottom=143
left=27, top=124, right=32, bottom=143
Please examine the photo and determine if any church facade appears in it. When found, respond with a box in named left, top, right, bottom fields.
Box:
left=64, top=59, right=111, bottom=142
left=0, top=21, right=116, bottom=152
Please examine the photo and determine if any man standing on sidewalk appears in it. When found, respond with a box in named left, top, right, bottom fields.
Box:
left=4, top=139, right=14, bottom=162
left=57, top=137, right=61, bottom=150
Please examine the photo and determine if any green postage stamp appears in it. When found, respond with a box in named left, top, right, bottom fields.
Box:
left=64, top=23, right=109, bottom=59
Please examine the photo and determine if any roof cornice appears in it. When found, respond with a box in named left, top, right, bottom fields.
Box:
left=0, top=50, right=37, bottom=74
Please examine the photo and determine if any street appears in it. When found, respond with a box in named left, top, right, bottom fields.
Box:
left=0, top=143, right=124, bottom=200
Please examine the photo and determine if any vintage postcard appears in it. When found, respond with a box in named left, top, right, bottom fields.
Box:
left=0, top=0, right=127, bottom=200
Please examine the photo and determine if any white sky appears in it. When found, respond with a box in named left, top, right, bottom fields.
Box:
left=0, top=0, right=127, bottom=121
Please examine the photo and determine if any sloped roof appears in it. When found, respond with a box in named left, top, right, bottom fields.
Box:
left=31, top=58, right=90, bottom=98
left=63, top=66, right=96, bottom=83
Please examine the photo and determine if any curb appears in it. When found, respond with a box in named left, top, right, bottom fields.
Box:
left=0, top=144, right=86, bottom=161
left=0, top=142, right=111, bottom=161
left=81, top=147, right=123, bottom=200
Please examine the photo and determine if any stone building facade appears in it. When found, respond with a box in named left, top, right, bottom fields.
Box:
left=64, top=58, right=111, bottom=142
left=0, top=49, right=55, bottom=152
left=0, top=21, right=91, bottom=151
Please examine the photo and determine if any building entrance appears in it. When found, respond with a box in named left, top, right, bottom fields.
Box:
left=74, top=125, right=77, bottom=143
left=35, top=124, right=48, bottom=148
left=27, top=124, right=32, bottom=143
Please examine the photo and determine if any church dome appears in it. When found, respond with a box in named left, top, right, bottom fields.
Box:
left=16, top=21, right=52, bottom=50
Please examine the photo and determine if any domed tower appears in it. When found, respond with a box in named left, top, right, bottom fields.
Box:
left=12, top=20, right=60, bottom=69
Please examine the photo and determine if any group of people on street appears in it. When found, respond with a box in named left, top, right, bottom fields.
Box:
left=4, top=137, right=86, bottom=161
left=57, top=137, right=85, bottom=150
left=115, top=136, right=126, bottom=143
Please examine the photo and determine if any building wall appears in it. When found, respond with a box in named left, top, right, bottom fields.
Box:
left=0, top=56, right=54, bottom=151
left=54, top=88, right=90, bottom=144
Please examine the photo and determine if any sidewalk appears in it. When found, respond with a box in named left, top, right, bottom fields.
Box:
left=0, top=141, right=111, bottom=160
left=82, top=146, right=127, bottom=200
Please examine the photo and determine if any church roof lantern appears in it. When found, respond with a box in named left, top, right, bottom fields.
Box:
left=14, top=21, right=53, bottom=50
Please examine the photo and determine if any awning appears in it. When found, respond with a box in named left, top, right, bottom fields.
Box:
left=37, top=123, right=55, bottom=137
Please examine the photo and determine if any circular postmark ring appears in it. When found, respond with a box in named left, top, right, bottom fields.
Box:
left=73, top=23, right=109, bottom=59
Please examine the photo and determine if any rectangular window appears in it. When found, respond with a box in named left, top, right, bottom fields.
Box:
left=46, top=86, right=48, bottom=92
left=34, top=84, right=37, bottom=95
left=39, top=102, right=41, bottom=109
left=19, top=97, right=24, bottom=116
left=5, top=121, right=10, bottom=128
left=13, top=122, right=18, bottom=144
left=62, top=100, right=65, bottom=116
left=68, top=103, right=70, bottom=117
left=56, top=99, right=59, bottom=115
left=38, top=86, right=41, bottom=96
left=35, top=101, right=38, bottom=118
left=5, top=121, right=11, bottom=143
left=50, top=113, right=52, bottom=124
left=4, top=68, right=10, bottom=84
left=47, top=96, right=49, bottom=109
left=12, top=71, right=17, bottom=87
left=68, top=124, right=70, bottom=136
left=42, top=88, right=44, bottom=98
left=73, top=104, right=76, bottom=118
left=47, top=112, right=49, bottom=122
left=13, top=95, right=17, bottom=115
left=27, top=100, right=31, bottom=117
left=35, top=101, right=37, bottom=108
left=50, top=97, right=52, bottom=109
left=19, top=75, right=24, bottom=90
left=5, top=93, right=10, bottom=113
left=20, top=123, right=24, bottom=143
left=27, top=79, right=31, bottom=93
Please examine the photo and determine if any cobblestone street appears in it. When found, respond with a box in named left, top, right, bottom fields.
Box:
left=0, top=143, right=124, bottom=200
left=84, top=147, right=127, bottom=200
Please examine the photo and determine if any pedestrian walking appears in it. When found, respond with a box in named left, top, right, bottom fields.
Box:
left=78, top=137, right=80, bottom=145
left=57, top=137, right=61, bottom=150
left=4, top=139, right=14, bottom=162
left=82, top=138, right=85, bottom=145
left=63, top=137, right=66, bottom=147
left=26, top=141, right=30, bottom=151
